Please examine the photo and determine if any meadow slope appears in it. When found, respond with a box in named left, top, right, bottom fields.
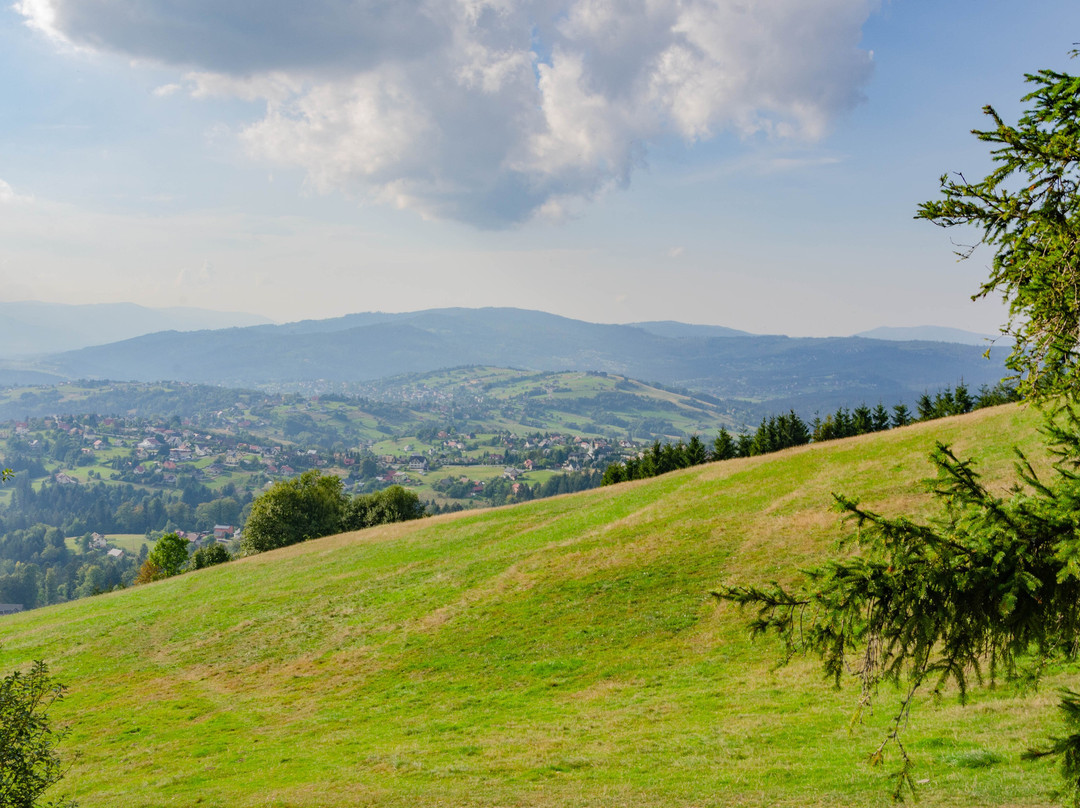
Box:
left=0, top=403, right=1068, bottom=807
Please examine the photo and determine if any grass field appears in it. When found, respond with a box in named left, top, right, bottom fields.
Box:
left=105, top=533, right=154, bottom=555
left=0, top=403, right=1067, bottom=807
left=63, top=533, right=152, bottom=555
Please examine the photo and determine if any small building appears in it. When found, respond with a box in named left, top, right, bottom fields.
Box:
left=0, top=604, right=24, bottom=616
left=107, top=548, right=124, bottom=559
left=408, top=456, right=428, bottom=473
left=213, top=525, right=234, bottom=541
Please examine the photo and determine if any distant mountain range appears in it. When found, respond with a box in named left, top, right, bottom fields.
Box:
left=0, top=301, right=273, bottom=356
left=2, top=306, right=1011, bottom=415
left=853, top=325, right=1006, bottom=346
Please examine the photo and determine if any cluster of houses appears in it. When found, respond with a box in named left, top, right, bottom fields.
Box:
left=3, top=396, right=643, bottom=509
left=86, top=525, right=236, bottom=559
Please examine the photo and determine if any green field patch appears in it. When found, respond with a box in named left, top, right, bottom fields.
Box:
left=0, top=404, right=1061, bottom=807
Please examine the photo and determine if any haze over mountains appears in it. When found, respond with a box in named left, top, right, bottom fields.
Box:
left=0, top=301, right=273, bottom=357
left=854, top=325, right=1004, bottom=345
left=0, top=305, right=1010, bottom=416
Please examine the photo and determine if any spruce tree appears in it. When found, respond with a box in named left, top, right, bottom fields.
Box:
left=712, top=428, right=736, bottom=461
left=933, top=386, right=956, bottom=417
left=916, top=392, right=934, bottom=421
left=852, top=404, right=873, bottom=435
left=917, top=66, right=1080, bottom=398
left=736, top=433, right=754, bottom=458
left=891, top=403, right=912, bottom=428
left=718, top=59, right=1080, bottom=801
left=812, top=415, right=835, bottom=442
left=871, top=402, right=891, bottom=432
left=833, top=407, right=852, bottom=438
left=954, top=380, right=974, bottom=413
left=780, top=410, right=811, bottom=448
left=685, top=435, right=708, bottom=466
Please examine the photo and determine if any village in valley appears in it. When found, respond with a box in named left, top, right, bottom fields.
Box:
left=0, top=367, right=739, bottom=571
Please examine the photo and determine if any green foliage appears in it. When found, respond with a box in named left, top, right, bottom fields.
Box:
left=0, top=659, right=74, bottom=808
left=190, top=544, right=231, bottom=570
left=241, top=471, right=347, bottom=554
left=146, top=533, right=189, bottom=578
left=890, top=403, right=912, bottom=428
left=711, top=428, right=736, bottom=461
left=602, top=435, right=718, bottom=485
left=717, top=407, right=1080, bottom=798
left=684, top=435, right=708, bottom=466
left=341, top=486, right=424, bottom=532
left=1025, top=689, right=1080, bottom=807
left=243, top=475, right=427, bottom=555
left=917, top=68, right=1080, bottom=399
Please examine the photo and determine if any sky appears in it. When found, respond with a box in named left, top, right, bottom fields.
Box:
left=0, top=1, right=1077, bottom=336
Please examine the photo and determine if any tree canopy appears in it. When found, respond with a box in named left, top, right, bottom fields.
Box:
left=145, top=533, right=188, bottom=578
left=241, top=470, right=347, bottom=554
left=917, top=68, right=1080, bottom=399
left=241, top=473, right=425, bottom=555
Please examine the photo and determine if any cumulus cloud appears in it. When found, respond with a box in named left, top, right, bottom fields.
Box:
left=0, top=179, right=30, bottom=204
left=18, top=0, right=877, bottom=226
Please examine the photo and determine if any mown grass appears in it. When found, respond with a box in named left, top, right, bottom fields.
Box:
left=0, top=403, right=1067, bottom=807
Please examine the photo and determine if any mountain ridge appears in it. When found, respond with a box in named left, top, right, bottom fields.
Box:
left=12, top=307, right=1009, bottom=416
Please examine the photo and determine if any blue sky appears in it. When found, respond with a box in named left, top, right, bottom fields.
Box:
left=0, top=0, right=1076, bottom=335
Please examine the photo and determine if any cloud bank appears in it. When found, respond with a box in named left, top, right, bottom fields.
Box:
left=18, top=0, right=876, bottom=226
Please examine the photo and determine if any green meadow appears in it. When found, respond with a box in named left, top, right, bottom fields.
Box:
left=0, top=403, right=1067, bottom=807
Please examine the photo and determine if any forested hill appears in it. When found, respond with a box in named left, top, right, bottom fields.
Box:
left=18, top=307, right=1008, bottom=414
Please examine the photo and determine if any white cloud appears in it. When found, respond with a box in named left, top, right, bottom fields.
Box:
left=151, top=82, right=182, bottom=97
left=0, top=179, right=31, bottom=204
left=19, top=0, right=877, bottom=227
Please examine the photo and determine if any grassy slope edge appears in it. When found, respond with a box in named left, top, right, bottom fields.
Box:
left=0, top=404, right=1065, bottom=807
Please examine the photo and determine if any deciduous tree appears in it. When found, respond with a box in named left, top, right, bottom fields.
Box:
left=241, top=470, right=346, bottom=554
left=145, top=532, right=189, bottom=578
left=0, top=659, right=75, bottom=807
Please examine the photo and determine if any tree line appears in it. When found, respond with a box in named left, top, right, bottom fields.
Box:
left=602, top=381, right=1019, bottom=485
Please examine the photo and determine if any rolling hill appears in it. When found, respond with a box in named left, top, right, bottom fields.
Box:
left=0, top=403, right=1060, bottom=807
left=16, top=307, right=1010, bottom=417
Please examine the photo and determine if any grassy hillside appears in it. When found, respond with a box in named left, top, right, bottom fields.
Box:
left=0, top=404, right=1067, bottom=807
